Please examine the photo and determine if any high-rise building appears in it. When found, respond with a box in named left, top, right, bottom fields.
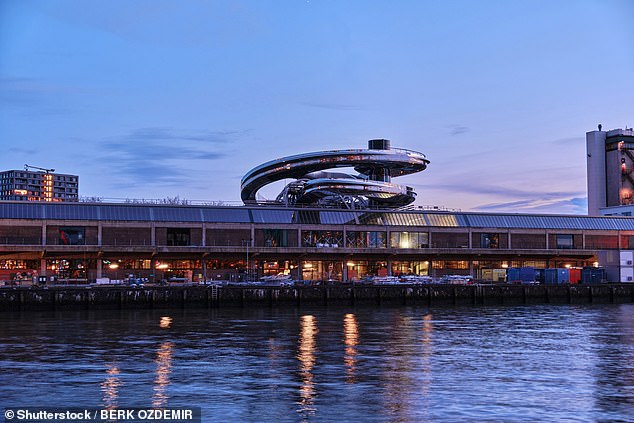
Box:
left=0, top=168, right=79, bottom=202
left=587, top=127, right=634, bottom=216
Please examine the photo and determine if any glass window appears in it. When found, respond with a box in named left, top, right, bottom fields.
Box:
left=257, top=229, right=290, bottom=247
left=346, top=231, right=386, bottom=248
left=302, top=231, right=343, bottom=248
left=480, top=233, right=499, bottom=248
left=167, top=228, right=191, bottom=246
left=389, top=232, right=429, bottom=248
left=555, top=234, right=574, bottom=249
left=59, top=226, right=85, bottom=245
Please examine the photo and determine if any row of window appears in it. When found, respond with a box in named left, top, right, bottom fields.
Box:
left=0, top=226, right=625, bottom=250
left=3, top=257, right=592, bottom=283
left=0, top=172, right=77, bottom=182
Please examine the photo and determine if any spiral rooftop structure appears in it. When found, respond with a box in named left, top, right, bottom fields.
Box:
left=241, top=139, right=430, bottom=208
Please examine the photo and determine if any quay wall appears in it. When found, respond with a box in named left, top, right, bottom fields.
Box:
left=1, top=284, right=634, bottom=311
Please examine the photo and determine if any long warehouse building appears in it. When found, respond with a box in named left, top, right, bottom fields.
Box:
left=0, top=201, right=633, bottom=284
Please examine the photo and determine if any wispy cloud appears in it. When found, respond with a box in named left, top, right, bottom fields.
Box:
left=0, top=76, right=83, bottom=116
left=472, top=197, right=587, bottom=215
left=97, top=127, right=247, bottom=188
left=415, top=182, right=582, bottom=201
left=448, top=124, right=470, bottom=136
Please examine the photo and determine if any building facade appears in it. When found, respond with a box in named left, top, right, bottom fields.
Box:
left=587, top=127, right=634, bottom=216
left=0, top=201, right=632, bottom=284
left=0, top=169, right=79, bottom=202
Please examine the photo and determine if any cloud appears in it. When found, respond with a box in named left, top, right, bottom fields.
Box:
left=415, top=181, right=582, bottom=201
left=448, top=124, right=470, bottom=136
left=472, top=197, right=588, bottom=215
left=0, top=76, right=83, bottom=116
left=97, top=127, right=246, bottom=188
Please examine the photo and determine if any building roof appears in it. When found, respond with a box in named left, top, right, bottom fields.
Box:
left=2, top=201, right=634, bottom=230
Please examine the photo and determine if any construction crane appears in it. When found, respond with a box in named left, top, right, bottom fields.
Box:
left=24, top=164, right=55, bottom=173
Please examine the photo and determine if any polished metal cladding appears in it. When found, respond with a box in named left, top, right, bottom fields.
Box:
left=241, top=140, right=429, bottom=208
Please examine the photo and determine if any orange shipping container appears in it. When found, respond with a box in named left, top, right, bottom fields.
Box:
left=569, top=268, right=581, bottom=284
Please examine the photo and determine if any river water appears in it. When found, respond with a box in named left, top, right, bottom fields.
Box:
left=1, top=304, right=634, bottom=422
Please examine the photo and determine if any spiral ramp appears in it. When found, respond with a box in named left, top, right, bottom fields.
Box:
left=241, top=139, right=429, bottom=208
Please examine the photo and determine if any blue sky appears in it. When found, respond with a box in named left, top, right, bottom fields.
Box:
left=1, top=0, right=633, bottom=214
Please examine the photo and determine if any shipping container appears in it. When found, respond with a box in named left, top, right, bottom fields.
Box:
left=519, top=267, right=536, bottom=283
left=480, top=269, right=493, bottom=281
left=507, top=268, right=520, bottom=283
left=569, top=268, right=581, bottom=284
left=492, top=269, right=507, bottom=282
left=581, top=267, right=606, bottom=284
left=535, top=268, right=545, bottom=284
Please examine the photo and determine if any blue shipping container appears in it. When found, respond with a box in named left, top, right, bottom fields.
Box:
left=507, top=268, right=521, bottom=282
left=581, top=268, right=606, bottom=284
left=519, top=267, right=536, bottom=282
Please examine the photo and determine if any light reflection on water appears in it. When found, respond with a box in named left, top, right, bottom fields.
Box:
left=1, top=305, right=634, bottom=422
left=100, top=363, right=121, bottom=410
left=297, top=315, right=317, bottom=419
left=152, top=341, right=173, bottom=408
left=343, top=313, right=358, bottom=383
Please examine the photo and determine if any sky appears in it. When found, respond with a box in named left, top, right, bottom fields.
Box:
left=1, top=0, right=633, bottom=214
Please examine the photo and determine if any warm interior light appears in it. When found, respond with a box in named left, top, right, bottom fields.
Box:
left=157, top=263, right=169, bottom=270
left=303, top=263, right=313, bottom=269
left=108, top=263, right=119, bottom=269
left=347, top=262, right=355, bottom=267
left=564, top=264, right=571, bottom=268
left=501, top=263, right=509, bottom=268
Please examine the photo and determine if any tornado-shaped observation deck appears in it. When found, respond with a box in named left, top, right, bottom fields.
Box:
left=241, top=139, right=429, bottom=208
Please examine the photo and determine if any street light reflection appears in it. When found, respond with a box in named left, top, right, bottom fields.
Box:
left=152, top=341, right=174, bottom=408
left=159, top=316, right=173, bottom=328
left=297, top=315, right=318, bottom=419
left=100, top=363, right=121, bottom=410
left=343, top=313, right=359, bottom=383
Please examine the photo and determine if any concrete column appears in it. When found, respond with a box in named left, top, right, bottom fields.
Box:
left=151, top=224, right=156, bottom=246
left=343, top=263, right=349, bottom=282
left=251, top=225, right=255, bottom=246
left=387, top=258, right=393, bottom=276
left=150, top=257, right=157, bottom=283
left=97, top=224, right=102, bottom=246
left=468, top=229, right=473, bottom=249
left=40, top=259, right=46, bottom=277
left=507, top=232, right=512, bottom=249
left=41, top=224, right=46, bottom=246
left=201, top=224, right=206, bottom=247
left=96, top=259, right=102, bottom=279
left=545, top=231, right=549, bottom=249
left=428, top=232, right=433, bottom=248
left=202, top=257, right=207, bottom=281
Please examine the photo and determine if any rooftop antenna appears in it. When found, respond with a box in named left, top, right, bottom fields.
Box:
left=598, top=124, right=602, bottom=131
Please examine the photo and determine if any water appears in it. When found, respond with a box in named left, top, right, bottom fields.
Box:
left=2, top=304, right=634, bottom=422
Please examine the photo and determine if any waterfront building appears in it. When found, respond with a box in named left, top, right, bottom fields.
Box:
left=2, top=135, right=634, bottom=284
left=587, top=127, right=634, bottom=216
left=0, top=167, right=79, bottom=202
left=1, top=192, right=633, bottom=284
